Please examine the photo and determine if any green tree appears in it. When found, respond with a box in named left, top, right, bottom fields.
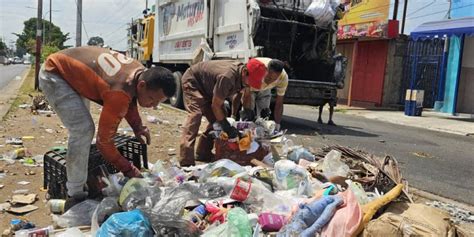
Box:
left=0, top=39, right=6, bottom=56
left=41, top=45, right=60, bottom=62
left=87, top=36, right=104, bottom=47
left=14, top=18, right=69, bottom=55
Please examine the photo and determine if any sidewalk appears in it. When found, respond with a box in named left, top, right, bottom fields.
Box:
left=335, top=105, right=474, bottom=136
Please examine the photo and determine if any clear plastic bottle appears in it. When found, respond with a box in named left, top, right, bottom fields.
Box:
left=15, top=226, right=54, bottom=237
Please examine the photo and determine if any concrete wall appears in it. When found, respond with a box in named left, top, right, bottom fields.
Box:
left=456, top=36, right=474, bottom=114
left=382, top=37, right=408, bottom=106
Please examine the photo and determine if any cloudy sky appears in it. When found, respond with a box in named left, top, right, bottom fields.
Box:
left=0, top=0, right=450, bottom=51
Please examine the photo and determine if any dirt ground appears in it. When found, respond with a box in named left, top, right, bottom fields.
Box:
left=0, top=90, right=189, bottom=231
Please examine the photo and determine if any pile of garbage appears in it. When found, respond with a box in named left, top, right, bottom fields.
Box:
left=9, top=119, right=468, bottom=236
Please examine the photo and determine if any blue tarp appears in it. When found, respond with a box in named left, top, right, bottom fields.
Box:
left=411, top=17, right=474, bottom=40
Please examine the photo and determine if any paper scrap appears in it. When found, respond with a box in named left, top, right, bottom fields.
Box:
left=8, top=205, right=38, bottom=214
left=11, top=194, right=37, bottom=204
left=17, top=181, right=30, bottom=185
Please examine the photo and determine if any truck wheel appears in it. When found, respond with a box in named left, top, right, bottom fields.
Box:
left=169, top=71, right=184, bottom=109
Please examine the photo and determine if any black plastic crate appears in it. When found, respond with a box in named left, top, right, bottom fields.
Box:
left=43, top=134, right=148, bottom=199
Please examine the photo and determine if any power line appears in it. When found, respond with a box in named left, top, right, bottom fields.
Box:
left=407, top=1, right=449, bottom=17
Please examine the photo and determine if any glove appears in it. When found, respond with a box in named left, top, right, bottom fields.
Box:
left=219, top=119, right=239, bottom=139
left=123, top=165, right=143, bottom=178
left=260, top=108, right=272, bottom=119
left=240, top=109, right=255, bottom=121
left=134, top=126, right=151, bottom=145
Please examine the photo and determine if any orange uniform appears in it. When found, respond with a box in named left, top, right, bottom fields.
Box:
left=44, top=46, right=144, bottom=173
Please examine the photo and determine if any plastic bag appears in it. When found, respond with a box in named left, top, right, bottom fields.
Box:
left=96, top=209, right=153, bottom=237
left=54, top=200, right=99, bottom=228
left=322, top=150, right=350, bottom=178
left=288, top=147, right=316, bottom=163
left=95, top=197, right=121, bottom=225
left=273, top=160, right=312, bottom=195
left=304, top=0, right=336, bottom=28
left=199, top=159, right=246, bottom=182
left=226, top=208, right=252, bottom=237
left=119, top=178, right=151, bottom=206
left=146, top=212, right=202, bottom=237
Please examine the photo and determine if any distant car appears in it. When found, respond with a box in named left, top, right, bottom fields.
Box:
left=23, top=60, right=31, bottom=65
left=0, top=56, right=10, bottom=65
left=13, top=58, right=23, bottom=64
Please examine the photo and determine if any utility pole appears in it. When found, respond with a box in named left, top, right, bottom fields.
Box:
left=393, top=0, right=399, bottom=20
left=76, top=0, right=82, bottom=47
left=401, top=0, right=408, bottom=34
left=49, top=0, right=52, bottom=43
left=35, top=0, right=43, bottom=90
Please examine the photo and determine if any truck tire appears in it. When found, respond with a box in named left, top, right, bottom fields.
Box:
left=169, top=71, right=184, bottom=109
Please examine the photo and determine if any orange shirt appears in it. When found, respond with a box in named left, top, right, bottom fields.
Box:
left=44, top=46, right=144, bottom=173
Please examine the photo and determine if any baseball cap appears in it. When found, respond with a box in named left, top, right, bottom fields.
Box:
left=246, top=58, right=267, bottom=89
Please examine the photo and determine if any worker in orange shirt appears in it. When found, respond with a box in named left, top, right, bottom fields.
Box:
left=40, top=46, right=176, bottom=209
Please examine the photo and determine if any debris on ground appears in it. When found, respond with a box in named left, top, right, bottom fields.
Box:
left=426, top=201, right=474, bottom=224
left=30, top=94, right=51, bottom=112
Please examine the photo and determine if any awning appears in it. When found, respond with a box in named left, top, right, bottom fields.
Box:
left=411, top=17, right=474, bottom=40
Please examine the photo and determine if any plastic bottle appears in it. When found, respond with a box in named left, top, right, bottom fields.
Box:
left=48, top=199, right=66, bottom=214
left=346, top=180, right=369, bottom=205
left=15, top=226, right=54, bottom=237
left=185, top=204, right=208, bottom=224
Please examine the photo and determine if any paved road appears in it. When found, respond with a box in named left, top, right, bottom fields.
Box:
left=0, top=64, right=29, bottom=90
left=281, top=104, right=474, bottom=205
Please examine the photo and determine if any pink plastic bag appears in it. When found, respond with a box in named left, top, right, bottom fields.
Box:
left=258, top=212, right=287, bottom=232
left=321, top=190, right=363, bottom=237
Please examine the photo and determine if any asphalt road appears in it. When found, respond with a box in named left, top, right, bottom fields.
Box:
left=281, top=104, right=474, bottom=205
left=0, top=64, right=29, bottom=90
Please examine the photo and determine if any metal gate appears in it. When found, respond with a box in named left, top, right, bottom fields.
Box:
left=400, top=38, right=446, bottom=108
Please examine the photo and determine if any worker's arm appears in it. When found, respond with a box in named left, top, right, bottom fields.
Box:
left=124, top=99, right=150, bottom=145
left=97, top=90, right=142, bottom=178
left=211, top=95, right=226, bottom=122
left=241, top=87, right=253, bottom=110
left=231, top=92, right=243, bottom=119
left=274, top=95, right=284, bottom=124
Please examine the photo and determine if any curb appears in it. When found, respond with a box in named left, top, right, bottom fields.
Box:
left=410, top=187, right=474, bottom=213
left=0, top=67, right=31, bottom=120
left=337, top=110, right=471, bottom=137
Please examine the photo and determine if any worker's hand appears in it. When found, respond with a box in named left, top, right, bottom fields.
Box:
left=123, top=165, right=143, bottom=178
left=240, top=109, right=255, bottom=121
left=134, top=126, right=151, bottom=145
left=219, top=119, right=239, bottom=139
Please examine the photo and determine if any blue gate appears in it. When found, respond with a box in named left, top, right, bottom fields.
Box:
left=400, top=38, right=446, bottom=108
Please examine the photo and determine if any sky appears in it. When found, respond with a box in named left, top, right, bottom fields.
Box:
left=0, top=0, right=452, bottom=51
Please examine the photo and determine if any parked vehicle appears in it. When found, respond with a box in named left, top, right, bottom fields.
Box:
left=13, top=57, right=23, bottom=64
left=129, top=0, right=346, bottom=109
left=0, top=56, right=10, bottom=65
left=23, top=60, right=31, bottom=65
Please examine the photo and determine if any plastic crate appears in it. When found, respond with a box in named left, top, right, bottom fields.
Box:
left=43, top=134, right=148, bottom=199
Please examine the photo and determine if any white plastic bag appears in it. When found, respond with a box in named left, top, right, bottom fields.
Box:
left=322, top=150, right=350, bottom=177
left=305, top=0, right=336, bottom=28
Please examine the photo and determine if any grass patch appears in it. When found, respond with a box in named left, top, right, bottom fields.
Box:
left=334, top=108, right=348, bottom=114
left=3, top=67, right=41, bottom=119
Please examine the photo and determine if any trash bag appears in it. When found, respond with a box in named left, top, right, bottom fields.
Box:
left=144, top=211, right=201, bottom=237
left=304, top=0, right=336, bottom=28
left=119, top=178, right=151, bottom=206
left=54, top=200, right=99, bottom=228
left=226, top=207, right=252, bottom=237
left=95, top=197, right=121, bottom=225
left=321, top=190, right=363, bottom=237
left=288, top=147, right=316, bottom=163
left=273, top=160, right=312, bottom=195
left=322, top=150, right=350, bottom=178
left=199, top=159, right=246, bottom=182
left=96, top=209, right=153, bottom=237
left=362, top=202, right=456, bottom=237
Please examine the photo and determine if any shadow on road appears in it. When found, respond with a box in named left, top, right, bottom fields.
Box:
left=281, top=115, right=379, bottom=138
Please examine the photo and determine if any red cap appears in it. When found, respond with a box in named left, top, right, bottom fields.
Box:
left=246, top=58, right=267, bottom=89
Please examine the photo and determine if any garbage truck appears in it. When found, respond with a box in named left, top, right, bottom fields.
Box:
left=129, top=0, right=346, bottom=110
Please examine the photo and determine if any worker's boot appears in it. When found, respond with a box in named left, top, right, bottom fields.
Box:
left=195, top=133, right=215, bottom=163
left=64, top=191, right=88, bottom=212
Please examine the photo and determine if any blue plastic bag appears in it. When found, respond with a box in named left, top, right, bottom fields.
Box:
left=96, top=209, right=153, bottom=237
